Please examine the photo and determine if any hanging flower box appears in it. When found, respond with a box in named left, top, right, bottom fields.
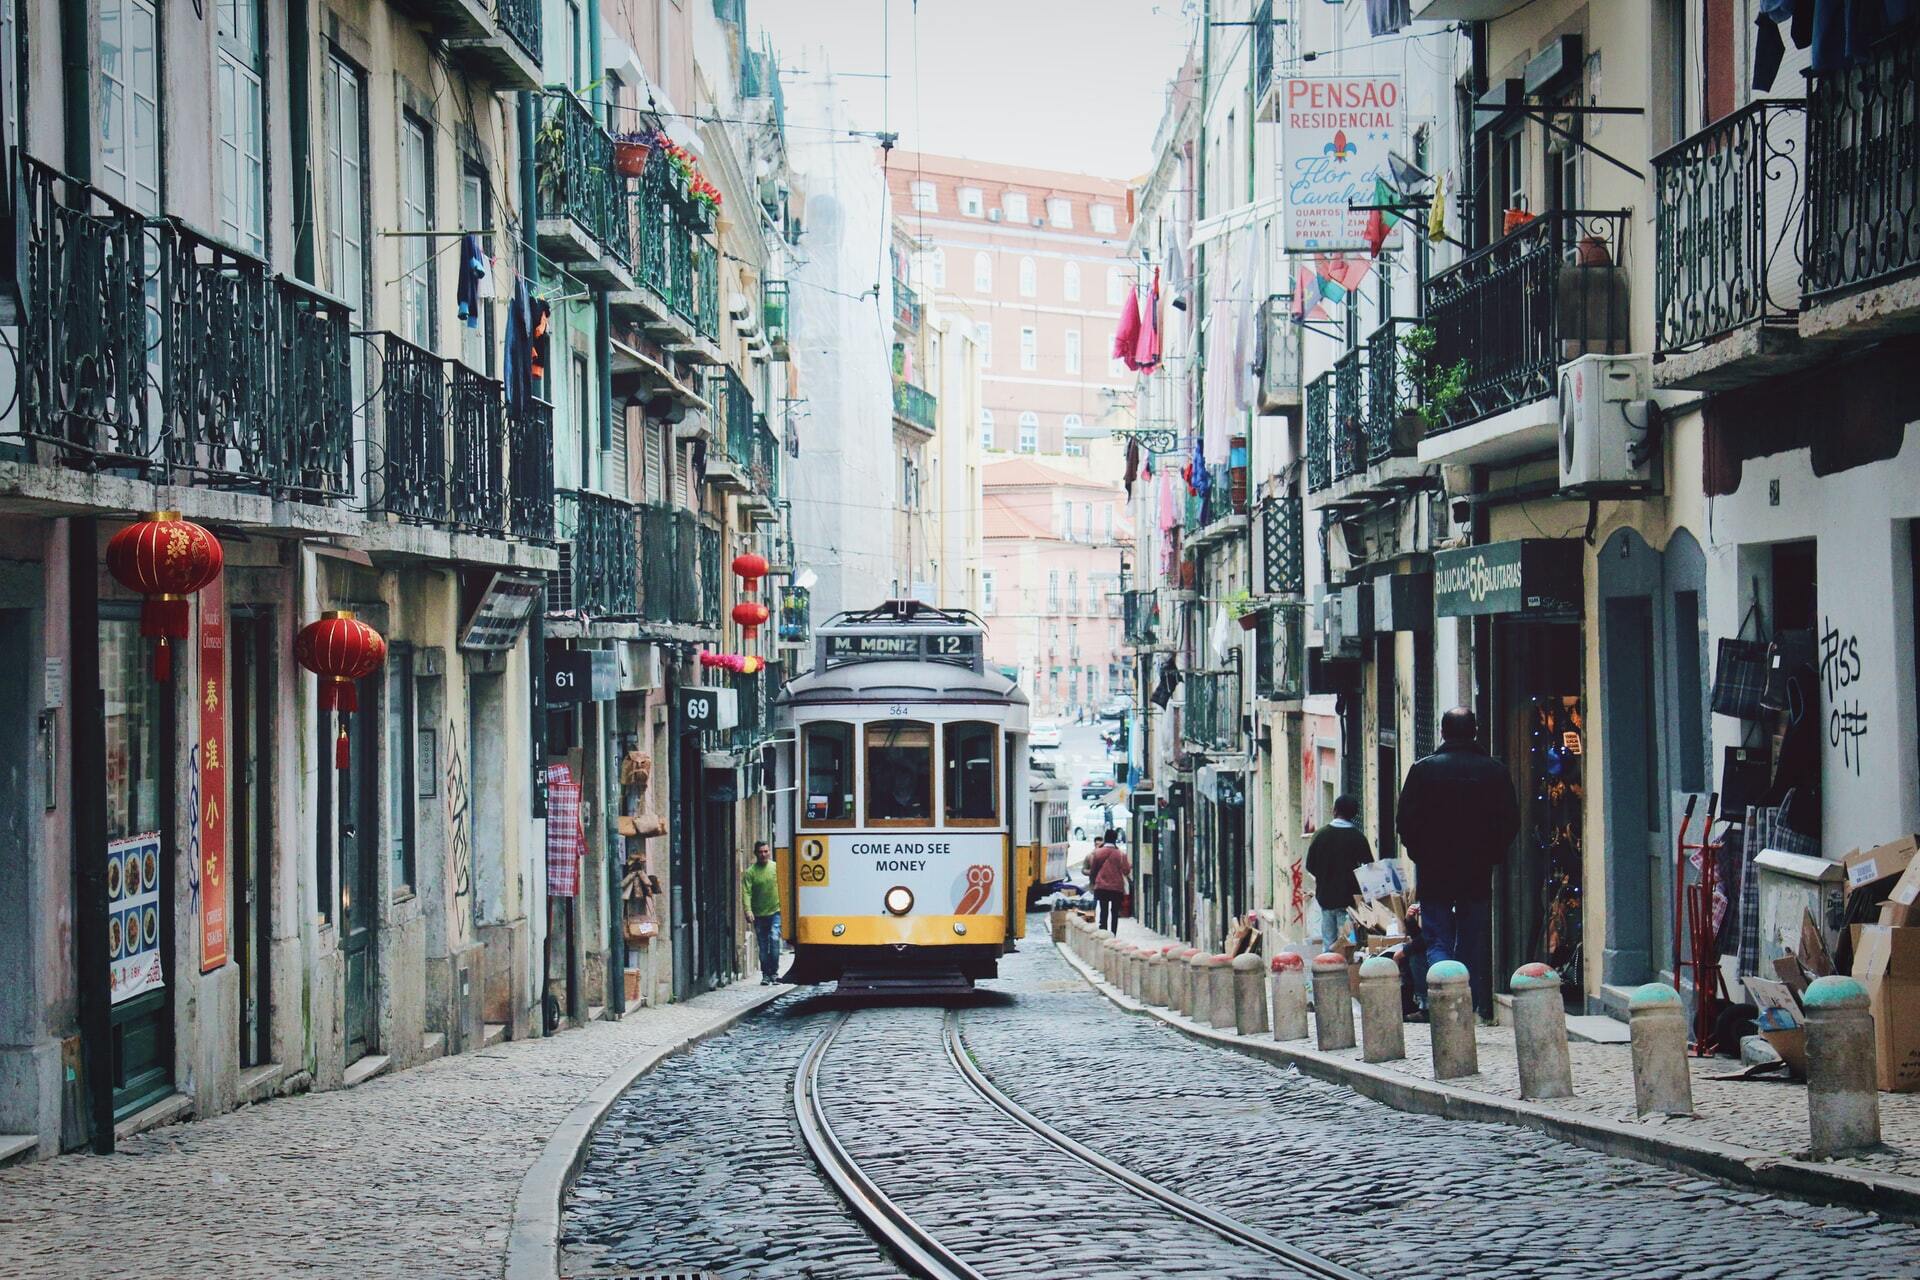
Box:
left=612, top=134, right=652, bottom=178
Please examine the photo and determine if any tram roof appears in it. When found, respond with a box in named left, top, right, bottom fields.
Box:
left=781, top=659, right=1027, bottom=706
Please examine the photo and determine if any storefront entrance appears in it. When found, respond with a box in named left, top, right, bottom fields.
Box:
left=333, top=673, right=380, bottom=1065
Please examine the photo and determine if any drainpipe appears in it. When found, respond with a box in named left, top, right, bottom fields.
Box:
left=520, top=89, right=548, bottom=823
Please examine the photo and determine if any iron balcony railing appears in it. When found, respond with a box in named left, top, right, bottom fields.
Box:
left=507, top=397, right=556, bottom=541
left=892, top=379, right=937, bottom=432
left=536, top=89, right=631, bottom=268
left=1654, top=98, right=1808, bottom=353
left=556, top=489, right=639, bottom=618
left=15, top=158, right=356, bottom=499
left=696, top=237, right=720, bottom=340
left=448, top=361, right=506, bottom=534
left=750, top=416, right=782, bottom=499
left=698, top=519, right=722, bottom=622
left=1182, top=669, right=1242, bottom=752
left=709, top=368, right=755, bottom=468
left=1364, top=317, right=1422, bottom=466
left=633, top=148, right=682, bottom=305
left=1122, top=589, right=1159, bottom=647
left=1805, top=35, right=1920, bottom=302
left=1422, top=209, right=1631, bottom=434
left=1258, top=494, right=1305, bottom=598
left=1331, top=346, right=1367, bottom=482
left=669, top=219, right=697, bottom=326
left=893, top=277, right=922, bottom=332
left=1305, top=373, right=1332, bottom=493
left=764, top=279, right=790, bottom=356
left=376, top=333, right=449, bottom=524
left=637, top=502, right=718, bottom=625
left=492, top=0, right=541, bottom=63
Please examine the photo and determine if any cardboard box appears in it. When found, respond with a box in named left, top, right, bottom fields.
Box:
left=1880, top=856, right=1920, bottom=928
left=1844, top=836, right=1920, bottom=898
left=1850, top=924, right=1920, bottom=1092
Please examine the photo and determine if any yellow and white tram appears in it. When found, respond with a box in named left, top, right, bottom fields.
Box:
left=774, top=601, right=1031, bottom=990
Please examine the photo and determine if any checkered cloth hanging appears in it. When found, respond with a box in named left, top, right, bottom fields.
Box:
left=546, top=764, right=584, bottom=897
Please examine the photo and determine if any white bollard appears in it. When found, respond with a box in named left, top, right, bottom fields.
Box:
left=1232, top=954, right=1269, bottom=1035
left=1145, top=948, right=1168, bottom=1006
left=1427, top=960, right=1479, bottom=1079
left=1188, top=950, right=1214, bottom=1024
left=1310, top=953, right=1356, bottom=1051
left=1126, top=947, right=1146, bottom=1000
left=1627, top=983, right=1693, bottom=1117
left=1270, top=953, right=1310, bottom=1042
left=1804, top=975, right=1881, bottom=1156
left=1173, top=947, right=1199, bottom=1015
left=1510, top=963, right=1574, bottom=1100
left=1357, top=954, right=1406, bottom=1063
left=1207, top=954, right=1237, bottom=1030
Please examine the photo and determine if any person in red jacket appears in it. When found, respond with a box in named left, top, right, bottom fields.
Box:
left=1088, top=829, right=1132, bottom=932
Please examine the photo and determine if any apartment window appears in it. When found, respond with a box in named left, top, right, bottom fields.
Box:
left=900, top=455, right=916, bottom=508
left=1067, top=572, right=1078, bottom=611
left=1064, top=330, right=1081, bottom=374
left=981, top=570, right=996, bottom=612
left=1019, top=327, right=1037, bottom=370
left=1063, top=261, right=1081, bottom=301
left=216, top=0, right=266, bottom=255
left=566, top=0, right=586, bottom=88
left=1064, top=413, right=1083, bottom=457
left=1018, top=257, right=1037, bottom=298
left=1106, top=268, right=1127, bottom=305
left=1003, top=190, right=1029, bottom=222
left=325, top=52, right=369, bottom=456
left=1018, top=412, right=1039, bottom=453
left=1103, top=504, right=1113, bottom=540
left=98, top=0, right=160, bottom=214
left=1065, top=439, right=1083, bottom=457
left=572, top=352, right=592, bottom=487
left=1047, top=570, right=1060, bottom=609
left=910, top=180, right=938, bottom=212
left=1047, top=197, right=1073, bottom=228
left=979, top=409, right=994, bottom=449
left=976, top=321, right=992, bottom=366
left=460, top=167, right=495, bottom=374
left=1091, top=203, right=1116, bottom=234
left=960, top=187, right=983, bottom=216
left=399, top=114, right=435, bottom=349
left=925, top=248, right=946, bottom=288
left=1069, top=621, right=1080, bottom=654
left=973, top=252, right=992, bottom=292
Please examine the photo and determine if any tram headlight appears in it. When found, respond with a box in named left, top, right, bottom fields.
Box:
left=884, top=885, right=914, bottom=916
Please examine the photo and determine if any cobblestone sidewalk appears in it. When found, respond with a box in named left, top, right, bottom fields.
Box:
left=1089, top=918, right=1920, bottom=1205
left=0, top=983, right=780, bottom=1280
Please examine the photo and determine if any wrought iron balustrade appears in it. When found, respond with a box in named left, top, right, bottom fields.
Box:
left=1422, top=209, right=1631, bottom=433
left=763, top=279, right=790, bottom=355
left=1259, top=494, right=1304, bottom=598
left=750, top=416, right=781, bottom=499
left=448, top=361, right=506, bottom=534
left=634, top=151, right=680, bottom=303
left=375, top=332, right=449, bottom=524
left=711, top=369, right=755, bottom=467
left=695, top=236, right=721, bottom=339
left=492, top=0, right=541, bottom=62
left=507, top=397, right=555, bottom=541
left=893, top=278, right=921, bottom=332
left=1182, top=669, right=1242, bottom=752
left=1331, top=346, right=1367, bottom=482
left=1122, top=589, right=1159, bottom=647
left=637, top=502, right=680, bottom=623
left=1305, top=374, right=1332, bottom=493
left=1805, top=36, right=1920, bottom=301
left=668, top=217, right=696, bottom=325
left=273, top=277, right=355, bottom=500
left=556, top=489, right=639, bottom=618
left=1364, top=317, right=1422, bottom=465
left=536, top=90, right=631, bottom=268
left=697, top=518, right=722, bottom=623
left=892, top=379, right=937, bottom=431
left=155, top=220, right=274, bottom=488
left=1654, top=98, right=1808, bottom=352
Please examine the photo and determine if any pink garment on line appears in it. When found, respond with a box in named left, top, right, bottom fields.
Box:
left=1113, top=286, right=1142, bottom=364
left=1133, top=267, right=1161, bottom=372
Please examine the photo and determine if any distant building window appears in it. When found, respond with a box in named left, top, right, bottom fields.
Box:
left=980, top=409, right=994, bottom=449
left=1091, top=203, right=1116, bottom=233
left=910, top=180, right=937, bottom=211
left=976, top=321, right=992, bottom=366
left=960, top=187, right=983, bottom=216
left=1019, top=327, right=1037, bottom=370
left=974, top=252, right=992, bottom=292
left=1064, top=330, right=1081, bottom=375
left=1063, top=261, right=1081, bottom=301
left=1018, top=256, right=1037, bottom=298
left=1065, top=439, right=1084, bottom=457
left=923, top=248, right=946, bottom=288
left=1047, top=197, right=1073, bottom=228
left=1019, top=412, right=1039, bottom=453
left=981, top=570, right=997, bottom=612
left=1003, top=190, right=1029, bottom=222
left=1106, top=268, right=1127, bottom=305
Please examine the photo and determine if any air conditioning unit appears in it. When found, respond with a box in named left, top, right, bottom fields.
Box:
left=1557, top=353, right=1657, bottom=494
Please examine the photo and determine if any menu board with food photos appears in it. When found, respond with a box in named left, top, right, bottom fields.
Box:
left=108, top=832, right=165, bottom=1004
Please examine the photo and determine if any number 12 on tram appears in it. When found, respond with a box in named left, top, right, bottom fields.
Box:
left=772, top=602, right=1034, bottom=990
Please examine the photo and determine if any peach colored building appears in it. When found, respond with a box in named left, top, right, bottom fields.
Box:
left=885, top=153, right=1135, bottom=475
left=979, top=459, right=1134, bottom=719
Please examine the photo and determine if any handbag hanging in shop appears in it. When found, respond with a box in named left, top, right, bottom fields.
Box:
left=1760, top=628, right=1816, bottom=713
left=1720, top=746, right=1772, bottom=815
left=1710, top=601, right=1768, bottom=720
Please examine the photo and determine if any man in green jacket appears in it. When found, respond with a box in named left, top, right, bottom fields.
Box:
left=741, top=841, right=783, bottom=984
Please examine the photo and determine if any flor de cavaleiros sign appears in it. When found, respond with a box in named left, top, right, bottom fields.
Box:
left=1280, top=75, right=1403, bottom=254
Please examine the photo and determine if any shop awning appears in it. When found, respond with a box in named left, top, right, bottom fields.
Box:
left=1433, top=539, right=1581, bottom=619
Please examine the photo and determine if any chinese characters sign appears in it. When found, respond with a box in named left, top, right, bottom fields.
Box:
left=109, top=832, right=164, bottom=1003
left=198, top=580, right=228, bottom=972
left=1280, top=76, right=1403, bottom=253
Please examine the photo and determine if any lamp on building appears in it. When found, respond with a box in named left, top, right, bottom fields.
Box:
left=104, top=512, right=224, bottom=681
left=295, top=611, right=388, bottom=769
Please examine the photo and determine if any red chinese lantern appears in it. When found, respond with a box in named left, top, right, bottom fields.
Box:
left=731, top=552, right=769, bottom=595
left=732, top=599, right=770, bottom=642
left=104, top=512, right=224, bottom=681
left=295, top=611, right=388, bottom=768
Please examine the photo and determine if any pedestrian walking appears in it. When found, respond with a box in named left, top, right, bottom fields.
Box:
left=1395, top=708, right=1520, bottom=1020
left=741, top=841, right=783, bottom=985
left=1305, top=794, right=1372, bottom=950
left=1089, top=828, right=1131, bottom=933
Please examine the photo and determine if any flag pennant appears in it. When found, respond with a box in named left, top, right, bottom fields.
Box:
left=1427, top=173, right=1448, bottom=244
left=1364, top=177, right=1404, bottom=258
left=1387, top=149, right=1431, bottom=194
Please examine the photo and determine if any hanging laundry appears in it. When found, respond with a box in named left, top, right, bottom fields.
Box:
left=1166, top=215, right=1190, bottom=312
left=1367, top=0, right=1411, bottom=37
left=1428, top=172, right=1449, bottom=245
left=1124, top=436, right=1141, bottom=498
left=1232, top=229, right=1262, bottom=413
left=530, top=297, right=552, bottom=387
left=1113, top=284, right=1142, bottom=367
left=1202, top=246, right=1235, bottom=466
left=504, top=278, right=532, bottom=413
left=1157, top=465, right=1178, bottom=532
left=1754, top=11, right=1789, bottom=88
left=1134, top=267, right=1162, bottom=373
left=457, top=234, right=488, bottom=329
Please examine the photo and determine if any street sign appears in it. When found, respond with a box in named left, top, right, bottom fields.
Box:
left=546, top=652, right=591, bottom=704
left=678, top=685, right=738, bottom=732
left=823, top=631, right=980, bottom=667
left=1433, top=539, right=1582, bottom=619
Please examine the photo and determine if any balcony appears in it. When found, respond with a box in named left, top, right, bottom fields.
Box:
left=703, top=369, right=754, bottom=491
left=615, top=147, right=723, bottom=362
left=1653, top=99, right=1813, bottom=388
left=426, top=0, right=541, bottom=89
left=1182, top=669, right=1242, bottom=753
left=715, top=662, right=781, bottom=754
left=1419, top=209, right=1630, bottom=464
left=637, top=503, right=720, bottom=630
left=892, top=379, right=937, bottom=434
left=1257, top=494, right=1304, bottom=598
left=1330, top=347, right=1367, bottom=483
left=554, top=489, right=639, bottom=619
left=1802, top=36, right=1920, bottom=341
left=893, top=278, right=922, bottom=333
left=535, top=90, right=633, bottom=287
left=448, top=362, right=507, bottom=534
left=1122, top=589, right=1160, bottom=647
left=507, top=397, right=556, bottom=541
left=1305, top=374, right=1332, bottom=494
left=744, top=415, right=783, bottom=523
left=764, top=279, right=790, bottom=359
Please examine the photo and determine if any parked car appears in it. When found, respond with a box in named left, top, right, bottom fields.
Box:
left=1081, top=774, right=1116, bottom=799
left=1098, top=699, right=1129, bottom=721
left=1030, top=720, right=1062, bottom=750
left=1071, top=800, right=1129, bottom=841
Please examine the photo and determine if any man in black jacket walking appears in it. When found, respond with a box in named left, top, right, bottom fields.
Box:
left=1396, top=708, right=1520, bottom=1020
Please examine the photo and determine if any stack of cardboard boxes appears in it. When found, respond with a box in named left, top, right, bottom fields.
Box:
left=1845, top=836, right=1920, bottom=1092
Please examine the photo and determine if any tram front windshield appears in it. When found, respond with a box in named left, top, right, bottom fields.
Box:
left=866, top=722, right=933, bottom=821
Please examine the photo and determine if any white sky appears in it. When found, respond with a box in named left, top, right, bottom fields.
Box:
left=753, top=0, right=1195, bottom=182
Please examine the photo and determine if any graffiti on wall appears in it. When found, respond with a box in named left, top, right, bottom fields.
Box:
left=444, top=721, right=473, bottom=932
left=1819, top=617, right=1870, bottom=777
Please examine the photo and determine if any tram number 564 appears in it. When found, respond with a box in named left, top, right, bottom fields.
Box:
left=798, top=837, right=830, bottom=886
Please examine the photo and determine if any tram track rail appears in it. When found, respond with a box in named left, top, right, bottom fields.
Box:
left=791, top=1006, right=1370, bottom=1280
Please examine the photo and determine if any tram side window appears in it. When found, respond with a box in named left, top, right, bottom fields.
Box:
left=865, top=721, right=933, bottom=823
left=802, top=723, right=855, bottom=826
left=943, top=721, right=999, bottom=824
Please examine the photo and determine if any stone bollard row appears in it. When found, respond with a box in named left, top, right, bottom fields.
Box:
left=1426, top=961, right=1478, bottom=1079
left=1145, top=948, right=1167, bottom=1007
left=1357, top=955, right=1405, bottom=1063
left=1270, top=954, right=1310, bottom=1042
left=1207, top=955, right=1236, bottom=1030
left=1804, top=975, right=1880, bottom=1157
left=1173, top=948, right=1199, bottom=1016
left=1128, top=947, right=1147, bottom=1001
left=1187, top=950, right=1213, bottom=1024
left=1310, top=953, right=1356, bottom=1051
left=1510, top=963, right=1574, bottom=1100
left=1627, top=983, right=1693, bottom=1118
left=1232, top=954, right=1268, bottom=1035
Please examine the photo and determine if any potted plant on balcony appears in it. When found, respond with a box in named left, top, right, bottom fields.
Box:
left=1402, top=323, right=1469, bottom=435
left=688, top=175, right=722, bottom=232
left=612, top=131, right=653, bottom=178
left=1227, top=589, right=1265, bottom=631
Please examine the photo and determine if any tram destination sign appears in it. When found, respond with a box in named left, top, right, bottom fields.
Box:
left=823, top=631, right=980, bottom=667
